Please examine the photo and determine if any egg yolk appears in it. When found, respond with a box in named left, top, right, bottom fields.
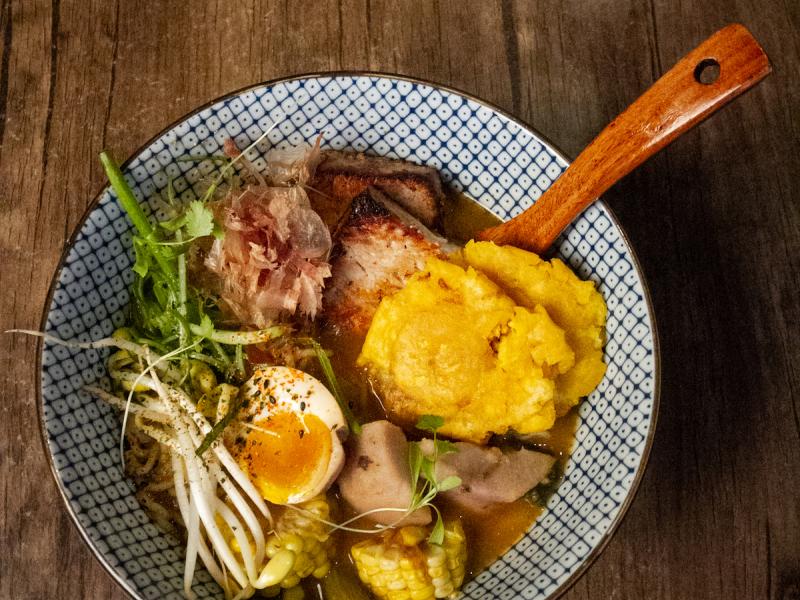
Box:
left=236, top=410, right=332, bottom=504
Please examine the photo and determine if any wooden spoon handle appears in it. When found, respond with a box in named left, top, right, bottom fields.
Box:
left=477, top=23, right=771, bottom=253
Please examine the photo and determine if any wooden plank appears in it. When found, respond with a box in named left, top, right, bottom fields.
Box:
left=0, top=0, right=125, bottom=597
left=0, top=1, right=798, bottom=599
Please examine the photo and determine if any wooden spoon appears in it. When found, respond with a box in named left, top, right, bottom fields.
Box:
left=477, top=23, right=771, bottom=253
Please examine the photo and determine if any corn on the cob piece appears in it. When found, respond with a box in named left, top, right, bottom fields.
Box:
left=351, top=520, right=467, bottom=600
left=265, top=495, right=333, bottom=588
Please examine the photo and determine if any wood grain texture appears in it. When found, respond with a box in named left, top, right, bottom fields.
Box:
left=479, top=23, right=772, bottom=252
left=1, top=1, right=797, bottom=599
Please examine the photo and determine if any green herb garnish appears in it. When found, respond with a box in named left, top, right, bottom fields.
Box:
left=415, top=414, right=444, bottom=432
left=195, top=395, right=243, bottom=457
left=407, top=414, right=461, bottom=545
left=307, top=339, right=362, bottom=435
left=99, top=151, right=283, bottom=375
left=100, top=152, right=177, bottom=279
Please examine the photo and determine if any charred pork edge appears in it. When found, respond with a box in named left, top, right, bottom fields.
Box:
left=338, top=186, right=456, bottom=253
left=316, top=150, right=444, bottom=227
left=317, top=149, right=442, bottom=179
left=377, top=191, right=457, bottom=252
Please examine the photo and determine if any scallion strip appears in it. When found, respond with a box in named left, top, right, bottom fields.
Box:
left=209, top=339, right=231, bottom=366
left=175, top=225, right=190, bottom=347
left=99, top=151, right=177, bottom=279
left=195, top=397, right=242, bottom=457
left=234, top=344, right=245, bottom=379
left=308, top=340, right=361, bottom=435
left=175, top=154, right=229, bottom=164
left=188, top=353, right=230, bottom=371
left=189, top=325, right=287, bottom=346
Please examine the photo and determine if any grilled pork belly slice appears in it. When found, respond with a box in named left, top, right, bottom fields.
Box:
left=308, top=150, right=445, bottom=230
left=323, top=187, right=448, bottom=337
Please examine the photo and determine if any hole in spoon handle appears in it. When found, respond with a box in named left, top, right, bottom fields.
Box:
left=694, top=58, right=721, bottom=85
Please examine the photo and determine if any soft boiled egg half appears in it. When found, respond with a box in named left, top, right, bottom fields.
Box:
left=230, top=365, right=347, bottom=505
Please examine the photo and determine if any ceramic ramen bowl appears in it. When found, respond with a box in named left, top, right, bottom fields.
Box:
left=38, top=73, right=659, bottom=600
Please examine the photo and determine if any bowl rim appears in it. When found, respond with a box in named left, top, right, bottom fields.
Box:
left=35, top=70, right=661, bottom=600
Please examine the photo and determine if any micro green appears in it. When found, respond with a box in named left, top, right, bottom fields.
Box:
left=407, top=414, right=461, bottom=545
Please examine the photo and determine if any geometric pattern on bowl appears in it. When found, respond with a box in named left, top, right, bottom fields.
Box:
left=39, top=74, right=658, bottom=600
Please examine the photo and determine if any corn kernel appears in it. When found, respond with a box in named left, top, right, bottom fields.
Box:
left=351, top=520, right=467, bottom=600
left=399, top=527, right=427, bottom=546
left=262, top=495, right=333, bottom=589
left=312, top=562, right=330, bottom=579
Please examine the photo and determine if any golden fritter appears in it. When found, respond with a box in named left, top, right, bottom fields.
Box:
left=358, top=258, right=575, bottom=442
left=462, top=241, right=607, bottom=415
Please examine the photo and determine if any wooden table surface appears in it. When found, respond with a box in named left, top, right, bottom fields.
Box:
left=1, top=1, right=798, bottom=599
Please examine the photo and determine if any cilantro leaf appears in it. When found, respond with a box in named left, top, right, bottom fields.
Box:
left=416, top=414, right=444, bottom=433
left=100, top=150, right=285, bottom=381
left=184, top=201, right=216, bottom=238
left=194, top=314, right=215, bottom=339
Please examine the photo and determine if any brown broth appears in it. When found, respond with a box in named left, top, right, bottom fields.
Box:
left=318, top=191, right=580, bottom=582
left=463, top=411, right=578, bottom=575
left=441, top=188, right=504, bottom=243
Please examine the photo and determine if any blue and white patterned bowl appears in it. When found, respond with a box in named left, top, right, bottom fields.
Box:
left=38, top=73, right=659, bottom=600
